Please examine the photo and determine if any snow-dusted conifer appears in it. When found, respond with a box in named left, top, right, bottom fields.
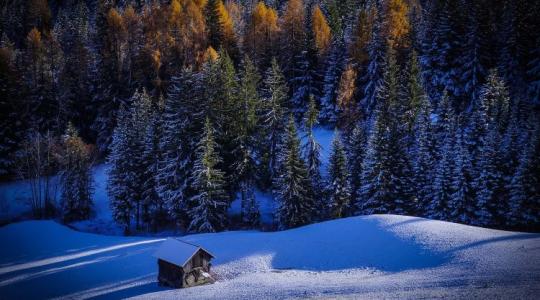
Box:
left=320, top=38, right=345, bottom=124
left=328, top=132, right=351, bottom=219
left=411, top=88, right=435, bottom=215
left=235, top=56, right=261, bottom=225
left=274, top=117, right=315, bottom=229
left=302, top=95, right=325, bottom=219
left=188, top=118, right=229, bottom=233
left=428, top=92, right=454, bottom=220
left=448, top=123, right=475, bottom=223
left=259, top=58, right=288, bottom=187
left=347, top=122, right=366, bottom=205
left=141, top=109, right=166, bottom=231
left=159, top=68, right=205, bottom=229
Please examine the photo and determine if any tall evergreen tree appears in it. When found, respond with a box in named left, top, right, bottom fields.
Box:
left=107, top=90, right=152, bottom=233
left=235, top=56, right=261, bottom=225
left=259, top=59, right=289, bottom=187
left=159, top=69, right=206, bottom=229
left=328, top=132, right=351, bottom=219
left=448, top=122, right=475, bottom=223
left=411, top=87, right=435, bottom=216
left=302, top=96, right=325, bottom=218
left=188, top=118, right=229, bottom=233
left=274, top=117, right=315, bottom=229
left=358, top=47, right=413, bottom=215
left=141, top=108, right=166, bottom=231
left=347, top=122, right=366, bottom=207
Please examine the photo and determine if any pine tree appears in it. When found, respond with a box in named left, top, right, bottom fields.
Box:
left=328, top=132, right=351, bottom=219
left=507, top=128, right=540, bottom=228
left=107, top=90, right=153, bottom=233
left=448, top=122, right=475, bottom=223
left=274, top=117, right=315, bottom=229
left=60, top=123, right=93, bottom=223
left=320, top=38, right=346, bottom=125
left=107, top=109, right=132, bottom=233
left=159, top=68, right=206, bottom=229
left=458, top=2, right=487, bottom=110
left=358, top=47, right=413, bottom=215
left=428, top=91, right=454, bottom=220
left=209, top=51, right=240, bottom=196
left=360, top=8, right=385, bottom=115
left=411, top=87, right=435, bottom=216
left=188, top=118, right=229, bottom=233
left=235, top=56, right=261, bottom=225
left=474, top=124, right=505, bottom=226
left=259, top=59, right=289, bottom=187
left=347, top=121, right=366, bottom=207
left=141, top=109, right=166, bottom=231
left=302, top=96, right=325, bottom=219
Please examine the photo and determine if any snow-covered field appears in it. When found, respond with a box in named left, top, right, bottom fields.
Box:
left=1, top=215, right=539, bottom=299
left=1, top=127, right=538, bottom=299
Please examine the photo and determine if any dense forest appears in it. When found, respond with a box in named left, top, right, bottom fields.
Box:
left=1, top=0, right=539, bottom=233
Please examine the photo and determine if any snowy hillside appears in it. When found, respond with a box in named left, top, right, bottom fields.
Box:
left=1, top=215, right=539, bottom=299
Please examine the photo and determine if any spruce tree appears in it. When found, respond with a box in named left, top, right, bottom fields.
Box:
left=320, top=38, right=346, bottom=124
left=107, top=90, right=153, bottom=233
left=107, top=109, right=132, bottom=233
left=235, top=56, right=261, bottom=225
left=411, top=89, right=435, bottom=216
left=210, top=51, right=240, bottom=196
left=159, top=69, right=206, bottom=229
left=328, top=132, right=351, bottom=219
left=302, top=96, right=325, bottom=219
left=474, top=125, right=505, bottom=226
left=358, top=47, right=413, bottom=215
left=188, top=118, right=229, bottom=233
left=259, top=58, right=288, bottom=187
left=507, top=128, right=540, bottom=228
left=141, top=110, right=166, bottom=231
left=428, top=92, right=454, bottom=220
left=274, top=117, right=315, bottom=229
left=360, top=8, right=385, bottom=114
left=448, top=123, right=475, bottom=223
left=347, top=122, right=366, bottom=207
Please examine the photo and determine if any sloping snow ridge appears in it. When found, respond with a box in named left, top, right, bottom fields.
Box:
left=0, top=215, right=539, bottom=299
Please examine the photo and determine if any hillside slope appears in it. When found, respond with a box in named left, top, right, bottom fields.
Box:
left=0, top=215, right=539, bottom=299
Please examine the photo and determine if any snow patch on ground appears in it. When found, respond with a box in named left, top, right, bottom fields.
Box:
left=0, top=215, right=538, bottom=299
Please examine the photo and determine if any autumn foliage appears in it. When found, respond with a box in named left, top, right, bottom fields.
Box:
left=312, top=5, right=332, bottom=57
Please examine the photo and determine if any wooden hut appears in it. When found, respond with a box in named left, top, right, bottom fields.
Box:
left=154, top=238, right=215, bottom=288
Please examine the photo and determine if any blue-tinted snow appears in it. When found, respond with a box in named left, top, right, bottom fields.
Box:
left=0, top=215, right=538, bottom=299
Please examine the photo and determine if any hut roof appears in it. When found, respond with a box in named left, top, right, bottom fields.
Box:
left=154, top=238, right=214, bottom=268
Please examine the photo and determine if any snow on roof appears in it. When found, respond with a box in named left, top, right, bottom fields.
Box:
left=153, top=238, right=214, bottom=267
